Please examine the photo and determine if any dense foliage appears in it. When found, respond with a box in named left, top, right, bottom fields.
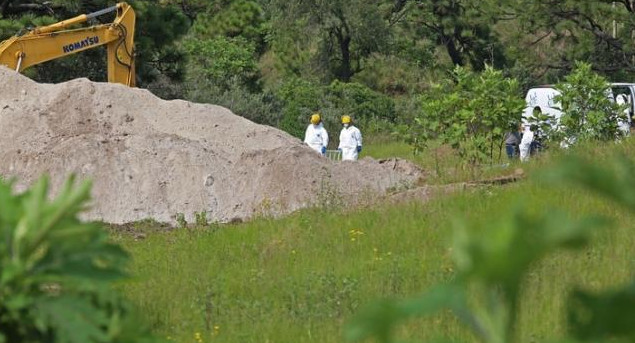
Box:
left=3, top=0, right=635, bottom=134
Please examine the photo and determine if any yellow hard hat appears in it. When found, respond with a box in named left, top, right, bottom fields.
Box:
left=341, top=115, right=351, bottom=124
left=310, top=113, right=321, bottom=124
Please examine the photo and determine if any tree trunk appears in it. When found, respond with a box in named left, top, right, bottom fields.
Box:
left=0, top=0, right=11, bottom=17
left=338, top=34, right=352, bottom=81
left=444, top=35, right=465, bottom=66
left=333, top=25, right=353, bottom=81
left=430, top=0, right=465, bottom=66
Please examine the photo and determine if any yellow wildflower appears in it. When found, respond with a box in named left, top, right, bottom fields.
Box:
left=349, top=228, right=364, bottom=242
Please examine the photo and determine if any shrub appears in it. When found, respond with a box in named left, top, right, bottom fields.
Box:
left=183, top=36, right=259, bottom=92
left=187, top=77, right=282, bottom=127
left=276, top=78, right=326, bottom=139
left=276, top=78, right=396, bottom=140
left=326, top=80, right=396, bottom=123
left=352, top=53, right=431, bottom=95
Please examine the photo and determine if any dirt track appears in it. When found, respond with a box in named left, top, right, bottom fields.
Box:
left=0, top=67, right=424, bottom=224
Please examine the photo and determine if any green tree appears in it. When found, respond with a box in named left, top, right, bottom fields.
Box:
left=0, top=0, right=79, bottom=19
left=553, top=61, right=628, bottom=142
left=273, top=78, right=396, bottom=138
left=492, top=0, right=635, bottom=80
left=409, top=0, right=507, bottom=71
left=189, top=0, right=266, bottom=49
left=351, top=53, right=433, bottom=96
left=155, top=0, right=208, bottom=21
left=131, top=1, right=189, bottom=84
left=267, top=0, right=391, bottom=82
left=409, top=66, right=525, bottom=165
left=181, top=36, right=282, bottom=125
left=183, top=36, right=259, bottom=92
left=177, top=1, right=276, bottom=120
left=326, top=80, right=395, bottom=122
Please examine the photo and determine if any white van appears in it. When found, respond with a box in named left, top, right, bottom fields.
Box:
left=523, top=83, right=635, bottom=130
left=523, top=86, right=562, bottom=124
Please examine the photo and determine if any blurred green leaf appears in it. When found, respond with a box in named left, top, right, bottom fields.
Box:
left=454, top=206, right=603, bottom=289
left=346, top=283, right=467, bottom=343
left=0, top=175, right=158, bottom=342
left=349, top=175, right=608, bottom=343
left=569, top=283, right=635, bottom=341
left=542, top=154, right=635, bottom=210
left=37, top=296, right=110, bottom=343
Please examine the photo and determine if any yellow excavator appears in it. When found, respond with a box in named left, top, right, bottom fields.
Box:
left=0, top=2, right=135, bottom=86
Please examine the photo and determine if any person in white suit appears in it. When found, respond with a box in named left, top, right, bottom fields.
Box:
left=519, top=123, right=534, bottom=162
left=304, top=113, right=329, bottom=155
left=616, top=94, right=631, bottom=137
left=338, top=115, right=362, bottom=161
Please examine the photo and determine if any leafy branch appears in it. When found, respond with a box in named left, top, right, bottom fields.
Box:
left=0, top=175, right=161, bottom=343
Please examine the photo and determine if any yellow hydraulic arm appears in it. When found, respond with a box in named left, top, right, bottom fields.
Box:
left=0, top=3, right=136, bottom=86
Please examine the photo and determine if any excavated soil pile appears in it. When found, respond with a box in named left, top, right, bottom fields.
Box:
left=0, top=67, right=424, bottom=224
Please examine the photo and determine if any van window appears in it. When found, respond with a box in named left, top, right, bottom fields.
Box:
left=611, top=86, right=634, bottom=128
left=612, top=86, right=632, bottom=103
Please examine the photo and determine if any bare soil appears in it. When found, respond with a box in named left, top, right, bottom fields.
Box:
left=0, top=67, right=425, bottom=224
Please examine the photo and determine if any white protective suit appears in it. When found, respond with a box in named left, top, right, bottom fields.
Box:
left=304, top=123, right=329, bottom=154
left=519, top=125, right=534, bottom=162
left=616, top=94, right=631, bottom=137
left=338, top=125, right=362, bottom=161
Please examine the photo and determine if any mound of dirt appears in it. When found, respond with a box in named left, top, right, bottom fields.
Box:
left=0, top=67, right=424, bottom=224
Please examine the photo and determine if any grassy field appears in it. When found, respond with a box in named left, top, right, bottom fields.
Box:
left=114, top=139, right=635, bottom=343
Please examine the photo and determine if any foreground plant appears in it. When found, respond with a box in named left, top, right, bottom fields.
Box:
left=545, top=155, right=635, bottom=342
left=0, top=176, right=158, bottom=343
left=347, top=206, right=601, bottom=343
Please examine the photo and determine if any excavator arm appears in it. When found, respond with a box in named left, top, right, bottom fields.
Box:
left=0, top=3, right=135, bottom=86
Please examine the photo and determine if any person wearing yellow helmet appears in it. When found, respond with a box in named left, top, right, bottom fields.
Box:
left=303, top=112, right=329, bottom=155
left=337, top=115, right=362, bottom=161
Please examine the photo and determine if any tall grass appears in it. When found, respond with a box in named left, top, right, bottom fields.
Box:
left=363, top=139, right=522, bottom=184
left=115, top=138, right=635, bottom=343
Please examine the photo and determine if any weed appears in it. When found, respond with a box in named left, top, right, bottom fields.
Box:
left=385, top=179, right=414, bottom=194
left=316, top=178, right=344, bottom=210
left=176, top=212, right=187, bottom=228
left=195, top=211, right=208, bottom=227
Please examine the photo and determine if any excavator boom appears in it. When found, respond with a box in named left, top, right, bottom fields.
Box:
left=0, top=3, right=135, bottom=86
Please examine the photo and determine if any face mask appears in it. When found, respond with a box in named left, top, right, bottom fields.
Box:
left=343, top=123, right=349, bottom=128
